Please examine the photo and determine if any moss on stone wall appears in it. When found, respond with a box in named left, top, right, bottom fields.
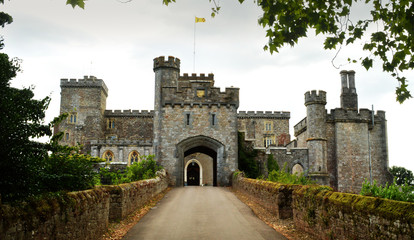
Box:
left=234, top=174, right=414, bottom=239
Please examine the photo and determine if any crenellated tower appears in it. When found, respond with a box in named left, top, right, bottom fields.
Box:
left=58, top=76, right=108, bottom=149
left=153, top=56, right=181, bottom=161
left=152, top=56, right=239, bottom=186
left=305, top=90, right=329, bottom=185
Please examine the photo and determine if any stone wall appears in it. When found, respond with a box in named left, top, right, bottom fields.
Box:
left=232, top=174, right=414, bottom=240
left=0, top=187, right=110, bottom=240
left=268, top=147, right=309, bottom=174
left=0, top=171, right=169, bottom=240
left=293, top=185, right=413, bottom=239
left=105, top=170, right=169, bottom=221
left=232, top=172, right=297, bottom=219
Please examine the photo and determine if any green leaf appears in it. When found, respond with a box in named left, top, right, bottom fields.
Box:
left=361, top=57, right=373, bottom=70
left=66, top=0, right=85, bottom=9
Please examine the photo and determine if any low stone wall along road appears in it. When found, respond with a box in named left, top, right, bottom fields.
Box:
left=123, top=186, right=287, bottom=240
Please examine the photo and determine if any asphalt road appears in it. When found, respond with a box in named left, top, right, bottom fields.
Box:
left=123, top=187, right=287, bottom=240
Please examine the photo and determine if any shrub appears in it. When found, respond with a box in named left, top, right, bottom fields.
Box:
left=41, top=148, right=105, bottom=192
left=267, top=163, right=314, bottom=185
left=127, top=155, right=162, bottom=181
left=360, top=179, right=414, bottom=202
left=98, top=168, right=130, bottom=185
left=97, top=155, right=162, bottom=185
left=267, top=154, right=279, bottom=172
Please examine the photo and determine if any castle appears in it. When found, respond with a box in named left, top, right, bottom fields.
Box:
left=57, top=56, right=392, bottom=193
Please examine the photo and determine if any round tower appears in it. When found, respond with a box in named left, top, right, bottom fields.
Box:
left=153, top=56, right=181, bottom=161
left=305, top=90, right=329, bottom=185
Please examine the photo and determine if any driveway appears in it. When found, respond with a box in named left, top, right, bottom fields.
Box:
left=123, top=187, right=287, bottom=240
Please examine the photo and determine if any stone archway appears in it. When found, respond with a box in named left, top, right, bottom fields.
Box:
left=184, top=159, right=203, bottom=186
left=176, top=135, right=226, bottom=186
left=292, top=163, right=304, bottom=175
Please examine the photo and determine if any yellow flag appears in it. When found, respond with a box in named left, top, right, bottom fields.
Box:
left=195, top=17, right=206, bottom=23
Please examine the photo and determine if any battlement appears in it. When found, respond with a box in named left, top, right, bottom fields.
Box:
left=60, top=76, right=109, bottom=96
left=294, top=117, right=307, bottom=136
left=153, top=56, right=180, bottom=71
left=162, top=86, right=239, bottom=108
left=104, top=109, right=154, bottom=117
left=327, top=108, right=386, bottom=123
left=180, top=73, right=214, bottom=81
left=305, top=90, right=327, bottom=106
left=237, top=111, right=290, bottom=119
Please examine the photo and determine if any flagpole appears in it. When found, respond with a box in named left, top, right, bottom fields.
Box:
left=193, top=16, right=196, bottom=72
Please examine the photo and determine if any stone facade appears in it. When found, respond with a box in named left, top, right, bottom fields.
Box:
left=56, top=56, right=391, bottom=191
left=286, top=71, right=391, bottom=192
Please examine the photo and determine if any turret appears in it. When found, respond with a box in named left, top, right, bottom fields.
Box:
left=304, top=90, right=329, bottom=185
left=340, top=70, right=358, bottom=110
left=153, top=56, right=181, bottom=161
left=153, top=56, right=180, bottom=89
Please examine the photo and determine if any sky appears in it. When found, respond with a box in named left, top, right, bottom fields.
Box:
left=2, top=0, right=414, bottom=171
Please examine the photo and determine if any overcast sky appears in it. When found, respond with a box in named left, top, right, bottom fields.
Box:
left=2, top=0, right=414, bottom=171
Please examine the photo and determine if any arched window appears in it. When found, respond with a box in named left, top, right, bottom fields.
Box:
left=107, top=119, right=115, bottom=129
left=102, top=150, right=114, bottom=162
left=129, top=151, right=140, bottom=164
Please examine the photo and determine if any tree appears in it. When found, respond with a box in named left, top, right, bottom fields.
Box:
left=0, top=50, right=53, bottom=201
left=389, top=166, right=414, bottom=186
left=267, top=153, right=279, bottom=173
left=238, top=132, right=259, bottom=178
left=0, top=1, right=105, bottom=202
left=68, top=0, right=413, bottom=103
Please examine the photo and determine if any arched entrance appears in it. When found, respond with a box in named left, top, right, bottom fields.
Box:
left=292, top=163, right=304, bottom=175
left=185, top=160, right=201, bottom=186
left=176, top=135, right=226, bottom=186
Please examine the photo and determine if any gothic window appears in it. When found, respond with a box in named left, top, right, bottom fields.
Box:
left=69, top=113, right=77, bottom=124
left=129, top=151, right=140, bottom=164
left=102, top=151, right=114, bottom=162
left=108, top=119, right=115, bottom=129
left=65, top=132, right=70, bottom=141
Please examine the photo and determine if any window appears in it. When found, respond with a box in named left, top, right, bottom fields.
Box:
left=108, top=119, right=115, bottom=129
left=211, top=114, right=216, bottom=126
left=264, top=137, right=274, bottom=147
left=65, top=132, right=69, bottom=141
left=264, top=121, right=272, bottom=131
left=102, top=151, right=114, bottom=162
left=69, top=113, right=77, bottom=124
left=129, top=151, right=140, bottom=164
left=186, top=114, right=190, bottom=125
